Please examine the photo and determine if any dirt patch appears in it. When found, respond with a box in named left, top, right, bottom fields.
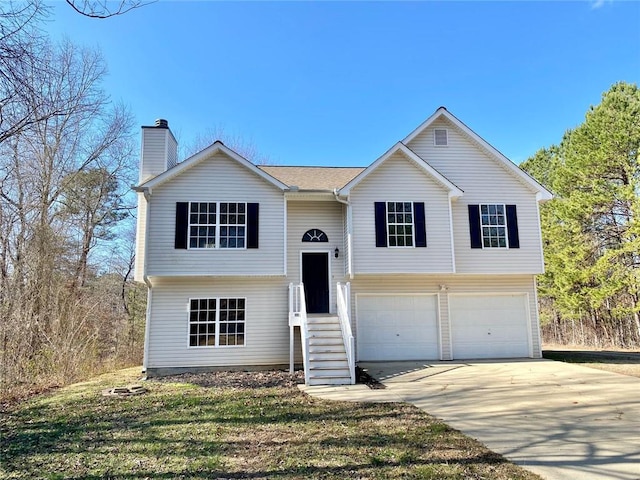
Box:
left=150, top=369, right=305, bottom=388
left=152, top=368, right=387, bottom=390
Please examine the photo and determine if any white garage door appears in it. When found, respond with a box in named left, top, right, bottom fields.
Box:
left=450, top=294, right=530, bottom=359
left=357, top=295, right=439, bottom=361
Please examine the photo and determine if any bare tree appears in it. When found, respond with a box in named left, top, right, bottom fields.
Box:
left=0, top=33, right=140, bottom=400
left=182, top=125, right=275, bottom=165
left=65, top=0, right=153, bottom=19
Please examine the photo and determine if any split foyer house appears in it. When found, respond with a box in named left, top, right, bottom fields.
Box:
left=134, top=107, right=552, bottom=385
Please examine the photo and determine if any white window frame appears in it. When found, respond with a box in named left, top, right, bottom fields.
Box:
left=386, top=201, right=416, bottom=248
left=188, top=201, right=247, bottom=250
left=434, top=128, right=448, bottom=147
left=187, top=297, right=246, bottom=348
left=479, top=203, right=509, bottom=249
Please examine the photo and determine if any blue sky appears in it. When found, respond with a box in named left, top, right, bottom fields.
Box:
left=46, top=0, right=639, bottom=166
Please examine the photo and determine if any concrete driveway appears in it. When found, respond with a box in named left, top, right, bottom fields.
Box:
left=356, top=360, right=640, bottom=480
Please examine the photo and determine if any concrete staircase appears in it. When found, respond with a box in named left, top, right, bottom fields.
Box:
left=306, top=315, right=352, bottom=386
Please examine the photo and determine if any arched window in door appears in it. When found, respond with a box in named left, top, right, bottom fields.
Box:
left=302, top=229, right=328, bottom=242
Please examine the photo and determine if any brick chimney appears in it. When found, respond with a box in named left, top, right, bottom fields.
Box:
left=139, top=119, right=178, bottom=183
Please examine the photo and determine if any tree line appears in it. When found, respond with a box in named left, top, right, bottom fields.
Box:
left=522, top=82, right=640, bottom=348
left=0, top=1, right=146, bottom=401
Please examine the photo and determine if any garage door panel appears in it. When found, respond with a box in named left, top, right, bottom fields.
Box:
left=357, top=295, right=439, bottom=361
left=450, top=294, right=530, bottom=359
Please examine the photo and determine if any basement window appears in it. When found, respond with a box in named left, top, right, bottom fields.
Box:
left=188, top=298, right=246, bottom=347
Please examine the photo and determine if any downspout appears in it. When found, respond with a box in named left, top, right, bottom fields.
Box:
left=141, top=187, right=152, bottom=374
left=333, top=189, right=353, bottom=279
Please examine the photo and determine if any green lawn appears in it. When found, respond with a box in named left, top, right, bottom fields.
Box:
left=1, top=367, right=541, bottom=480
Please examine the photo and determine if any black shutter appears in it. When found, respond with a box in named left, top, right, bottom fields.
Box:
left=506, top=204, right=520, bottom=248
left=414, top=202, right=427, bottom=247
left=374, top=202, right=387, bottom=247
left=468, top=204, right=482, bottom=249
left=175, top=202, right=189, bottom=249
left=247, top=203, right=259, bottom=248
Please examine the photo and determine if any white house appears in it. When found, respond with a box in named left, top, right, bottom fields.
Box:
left=134, top=108, right=552, bottom=385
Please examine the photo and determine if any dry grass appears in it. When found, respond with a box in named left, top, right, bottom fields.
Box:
left=543, top=347, right=640, bottom=378
left=1, top=367, right=542, bottom=480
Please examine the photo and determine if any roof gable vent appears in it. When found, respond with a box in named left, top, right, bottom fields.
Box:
left=434, top=128, right=448, bottom=146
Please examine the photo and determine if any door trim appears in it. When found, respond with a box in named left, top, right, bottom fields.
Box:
left=300, top=250, right=332, bottom=314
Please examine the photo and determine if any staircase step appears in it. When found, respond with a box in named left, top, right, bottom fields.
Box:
left=308, top=344, right=346, bottom=353
left=308, top=330, right=342, bottom=338
left=307, top=376, right=352, bottom=386
left=307, top=324, right=341, bottom=332
left=308, top=337, right=344, bottom=346
left=307, top=316, right=339, bottom=323
left=308, top=368, right=351, bottom=377
left=309, top=360, right=349, bottom=370
left=308, top=352, right=348, bottom=361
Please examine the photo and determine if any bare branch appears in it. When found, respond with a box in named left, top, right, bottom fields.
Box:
left=64, top=0, right=154, bottom=19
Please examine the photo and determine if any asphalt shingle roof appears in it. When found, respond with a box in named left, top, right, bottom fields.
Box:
left=257, top=166, right=365, bottom=191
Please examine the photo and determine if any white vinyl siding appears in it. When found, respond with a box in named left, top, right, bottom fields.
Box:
left=146, top=152, right=284, bottom=276
left=406, top=117, right=545, bottom=274
left=350, top=274, right=541, bottom=361
left=134, top=191, right=147, bottom=282
left=350, top=152, right=454, bottom=274
left=146, top=277, right=289, bottom=368
left=286, top=200, right=347, bottom=314
left=140, top=127, right=176, bottom=183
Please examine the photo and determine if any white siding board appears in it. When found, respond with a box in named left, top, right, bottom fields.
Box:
left=147, top=277, right=292, bottom=368
left=350, top=274, right=541, bottom=360
left=146, top=152, right=285, bottom=276
left=350, top=153, right=454, bottom=274
left=406, top=118, right=545, bottom=274
left=286, top=201, right=348, bottom=313
left=134, top=192, right=147, bottom=282
left=140, top=128, right=168, bottom=183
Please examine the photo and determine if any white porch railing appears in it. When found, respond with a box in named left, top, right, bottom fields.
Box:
left=336, top=282, right=356, bottom=384
left=288, top=282, right=310, bottom=385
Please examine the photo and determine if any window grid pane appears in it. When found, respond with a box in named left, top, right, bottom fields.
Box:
left=189, top=202, right=217, bottom=249
left=218, top=297, right=246, bottom=346
left=188, top=298, right=217, bottom=347
left=480, top=204, right=507, bottom=248
left=188, top=297, right=245, bottom=347
left=219, top=202, right=246, bottom=249
left=386, top=202, right=414, bottom=248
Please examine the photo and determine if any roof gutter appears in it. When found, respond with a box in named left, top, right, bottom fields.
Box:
left=136, top=186, right=153, bottom=372
left=333, top=189, right=349, bottom=205
left=333, top=189, right=353, bottom=279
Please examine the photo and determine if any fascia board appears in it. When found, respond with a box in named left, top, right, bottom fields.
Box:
left=138, top=142, right=288, bottom=191
left=340, top=142, right=463, bottom=197
left=403, top=107, right=553, bottom=202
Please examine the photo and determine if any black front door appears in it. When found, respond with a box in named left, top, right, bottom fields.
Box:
left=302, top=252, right=329, bottom=314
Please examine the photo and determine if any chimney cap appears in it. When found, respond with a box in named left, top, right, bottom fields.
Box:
left=155, top=118, right=169, bottom=128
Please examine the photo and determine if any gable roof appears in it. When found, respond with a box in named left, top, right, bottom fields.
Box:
left=403, top=107, right=553, bottom=201
left=258, top=166, right=365, bottom=191
left=339, top=142, right=464, bottom=197
left=137, top=141, right=288, bottom=191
